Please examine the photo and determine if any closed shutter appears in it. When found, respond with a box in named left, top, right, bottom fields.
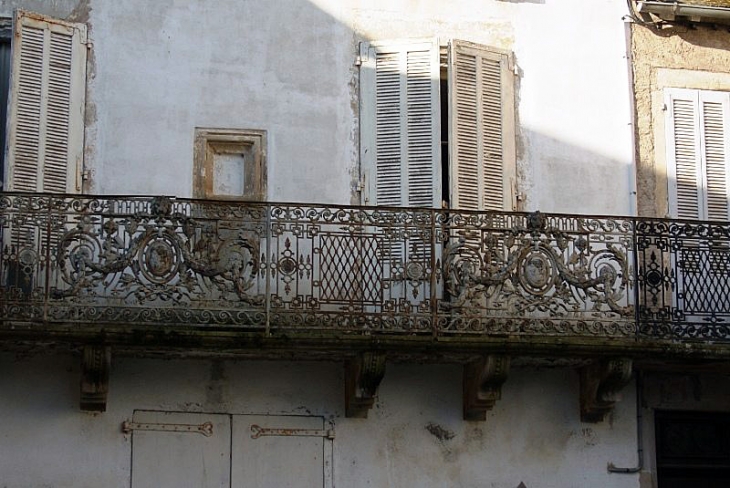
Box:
left=5, top=10, right=86, bottom=194
left=701, top=91, right=730, bottom=221
left=666, top=88, right=730, bottom=220
left=449, top=40, right=515, bottom=211
left=360, top=39, right=440, bottom=208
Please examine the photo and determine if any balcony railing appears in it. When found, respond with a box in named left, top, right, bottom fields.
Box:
left=0, top=192, right=729, bottom=343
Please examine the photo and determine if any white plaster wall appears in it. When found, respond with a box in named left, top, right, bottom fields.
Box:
left=9, top=0, right=632, bottom=213
left=0, top=352, right=639, bottom=488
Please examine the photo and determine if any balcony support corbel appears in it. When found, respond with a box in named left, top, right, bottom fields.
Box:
left=463, top=355, right=510, bottom=421
left=80, top=345, right=111, bottom=412
left=579, top=357, right=632, bottom=423
left=345, top=351, right=386, bottom=418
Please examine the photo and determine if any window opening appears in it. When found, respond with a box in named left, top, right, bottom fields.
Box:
left=655, top=410, right=730, bottom=487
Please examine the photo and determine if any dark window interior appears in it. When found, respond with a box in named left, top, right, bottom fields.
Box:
left=0, top=21, right=11, bottom=188
left=440, top=75, right=448, bottom=207
left=656, top=410, right=730, bottom=488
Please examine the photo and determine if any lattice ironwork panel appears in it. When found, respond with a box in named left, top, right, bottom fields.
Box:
left=636, top=219, right=730, bottom=340
left=316, top=234, right=381, bottom=304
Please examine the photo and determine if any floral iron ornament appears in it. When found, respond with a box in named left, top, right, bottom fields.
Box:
left=53, top=197, right=264, bottom=307
left=442, top=212, right=632, bottom=320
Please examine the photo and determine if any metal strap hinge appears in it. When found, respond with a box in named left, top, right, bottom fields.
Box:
left=121, top=420, right=213, bottom=437
left=250, top=424, right=335, bottom=440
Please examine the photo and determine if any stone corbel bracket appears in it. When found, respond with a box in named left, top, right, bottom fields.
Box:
left=80, top=345, right=111, bottom=412
left=345, top=351, right=386, bottom=418
left=579, top=357, right=632, bottom=423
left=463, top=355, right=511, bottom=421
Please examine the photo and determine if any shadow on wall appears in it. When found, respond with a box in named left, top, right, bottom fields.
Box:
left=520, top=129, right=634, bottom=215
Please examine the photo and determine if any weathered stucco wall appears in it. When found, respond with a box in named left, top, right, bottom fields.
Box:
left=2, top=0, right=633, bottom=213
left=631, top=23, right=730, bottom=217
left=0, top=352, right=640, bottom=488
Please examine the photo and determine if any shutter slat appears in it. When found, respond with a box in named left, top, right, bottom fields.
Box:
left=701, top=99, right=730, bottom=221
left=407, top=49, right=436, bottom=207
left=481, top=57, right=503, bottom=211
left=11, top=25, right=44, bottom=192
left=671, top=97, right=701, bottom=220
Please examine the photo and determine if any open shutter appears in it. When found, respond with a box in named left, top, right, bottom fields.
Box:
left=449, top=40, right=515, bottom=211
left=666, top=88, right=730, bottom=220
left=360, top=39, right=440, bottom=208
left=5, top=10, right=86, bottom=193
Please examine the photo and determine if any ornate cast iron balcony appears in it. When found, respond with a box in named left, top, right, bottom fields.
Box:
left=0, top=192, right=729, bottom=351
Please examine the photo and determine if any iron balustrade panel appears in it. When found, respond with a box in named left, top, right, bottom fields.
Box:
left=437, top=210, right=636, bottom=337
left=636, top=218, right=730, bottom=340
left=266, top=205, right=437, bottom=333
left=1, top=192, right=729, bottom=342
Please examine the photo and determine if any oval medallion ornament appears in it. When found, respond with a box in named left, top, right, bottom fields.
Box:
left=139, top=234, right=181, bottom=284
left=519, top=248, right=557, bottom=295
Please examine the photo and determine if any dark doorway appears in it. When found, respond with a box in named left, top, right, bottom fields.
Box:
left=655, top=410, right=730, bottom=487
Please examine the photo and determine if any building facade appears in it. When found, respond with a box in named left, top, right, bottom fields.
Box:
left=0, top=0, right=728, bottom=487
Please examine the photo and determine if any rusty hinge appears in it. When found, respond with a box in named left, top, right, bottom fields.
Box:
left=121, top=420, right=213, bottom=437
left=250, top=424, right=335, bottom=440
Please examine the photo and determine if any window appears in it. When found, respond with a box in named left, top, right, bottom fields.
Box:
left=3, top=10, right=87, bottom=193
left=359, top=38, right=516, bottom=211
left=665, top=88, right=730, bottom=221
left=193, top=128, right=267, bottom=201
left=655, top=411, right=730, bottom=487
left=663, top=88, right=730, bottom=323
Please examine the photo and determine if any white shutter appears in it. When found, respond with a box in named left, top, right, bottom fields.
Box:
left=5, top=10, right=86, bottom=193
left=700, top=91, right=730, bottom=221
left=360, top=39, right=440, bottom=208
left=449, top=40, right=515, bottom=211
left=665, top=88, right=730, bottom=220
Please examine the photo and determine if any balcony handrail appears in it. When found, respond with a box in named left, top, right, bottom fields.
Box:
left=0, top=192, right=729, bottom=343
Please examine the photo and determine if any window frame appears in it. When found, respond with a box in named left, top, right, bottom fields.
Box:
left=193, top=127, right=267, bottom=201
left=358, top=37, right=516, bottom=211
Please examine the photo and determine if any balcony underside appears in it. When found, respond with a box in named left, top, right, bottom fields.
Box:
left=3, top=192, right=730, bottom=416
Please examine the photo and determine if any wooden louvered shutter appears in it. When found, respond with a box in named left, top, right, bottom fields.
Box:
left=700, top=91, right=730, bottom=221
left=360, top=39, right=441, bottom=208
left=448, top=40, right=515, bottom=211
left=666, top=89, right=730, bottom=220
left=5, top=10, right=86, bottom=193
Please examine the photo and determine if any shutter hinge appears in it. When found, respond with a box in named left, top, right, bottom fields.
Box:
left=81, top=169, right=91, bottom=181
left=122, top=420, right=214, bottom=437
left=356, top=42, right=369, bottom=66
left=250, top=424, right=335, bottom=440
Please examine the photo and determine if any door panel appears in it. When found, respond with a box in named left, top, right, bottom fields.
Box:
left=130, top=411, right=231, bottom=488
left=231, top=415, right=325, bottom=488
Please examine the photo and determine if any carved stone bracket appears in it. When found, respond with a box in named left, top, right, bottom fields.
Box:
left=463, top=355, right=511, bottom=421
left=579, top=357, right=632, bottom=423
left=80, top=345, right=111, bottom=412
left=345, top=352, right=386, bottom=418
